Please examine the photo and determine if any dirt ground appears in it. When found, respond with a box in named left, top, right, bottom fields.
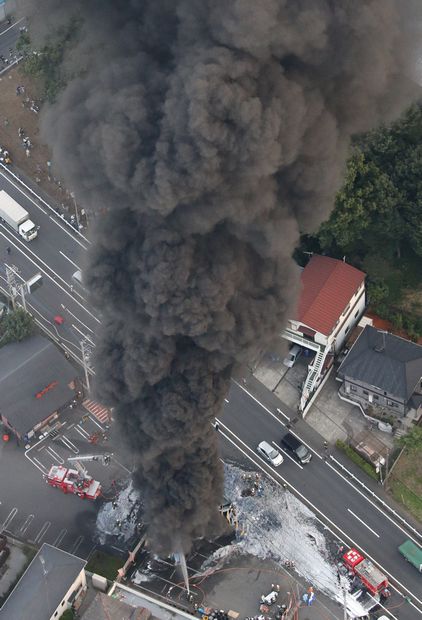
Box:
left=0, top=64, right=76, bottom=216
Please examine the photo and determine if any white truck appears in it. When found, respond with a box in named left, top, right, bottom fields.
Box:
left=0, top=190, right=38, bottom=241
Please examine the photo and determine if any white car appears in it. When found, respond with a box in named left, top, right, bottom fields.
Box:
left=283, top=344, right=302, bottom=368
left=257, top=441, right=284, bottom=466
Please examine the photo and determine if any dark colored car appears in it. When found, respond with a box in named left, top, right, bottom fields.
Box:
left=280, top=432, right=312, bottom=465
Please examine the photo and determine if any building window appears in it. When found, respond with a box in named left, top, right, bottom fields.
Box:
left=354, top=309, right=359, bottom=318
left=345, top=325, right=350, bottom=334
left=373, top=395, right=379, bottom=400
left=362, top=390, right=368, bottom=397
left=54, top=613, right=58, bottom=618
left=387, top=400, right=398, bottom=407
left=350, top=385, right=357, bottom=392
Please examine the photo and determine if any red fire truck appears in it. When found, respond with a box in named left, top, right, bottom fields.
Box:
left=343, top=548, right=388, bottom=595
left=46, top=464, right=101, bottom=499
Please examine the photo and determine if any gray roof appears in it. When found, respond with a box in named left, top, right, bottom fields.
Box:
left=81, top=593, right=149, bottom=620
left=338, top=325, right=422, bottom=401
left=0, top=543, right=86, bottom=620
left=0, top=335, right=77, bottom=434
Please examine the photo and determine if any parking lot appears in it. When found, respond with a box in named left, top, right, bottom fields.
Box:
left=0, top=403, right=134, bottom=560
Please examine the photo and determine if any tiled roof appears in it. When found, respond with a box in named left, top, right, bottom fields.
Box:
left=296, top=255, right=365, bottom=336
left=338, top=325, right=422, bottom=401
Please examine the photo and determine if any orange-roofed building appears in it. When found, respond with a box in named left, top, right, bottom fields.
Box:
left=282, top=255, right=366, bottom=412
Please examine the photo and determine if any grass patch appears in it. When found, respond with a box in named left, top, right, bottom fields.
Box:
left=388, top=449, right=422, bottom=523
left=389, top=478, right=422, bottom=522
left=336, top=440, right=379, bottom=480
left=86, top=550, right=123, bottom=581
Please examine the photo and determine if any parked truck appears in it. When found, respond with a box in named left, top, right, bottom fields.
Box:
left=399, top=540, right=422, bottom=572
left=343, top=548, right=388, bottom=595
left=0, top=189, right=38, bottom=241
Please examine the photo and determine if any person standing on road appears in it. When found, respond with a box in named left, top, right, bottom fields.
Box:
left=6, top=246, right=11, bottom=255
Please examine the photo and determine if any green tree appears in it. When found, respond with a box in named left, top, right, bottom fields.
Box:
left=318, top=150, right=403, bottom=259
left=0, top=308, right=35, bottom=346
left=18, top=19, right=81, bottom=102
left=60, top=610, right=74, bottom=620
left=397, top=426, right=422, bottom=454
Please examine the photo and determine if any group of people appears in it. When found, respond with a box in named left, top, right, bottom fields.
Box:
left=0, top=146, right=11, bottom=164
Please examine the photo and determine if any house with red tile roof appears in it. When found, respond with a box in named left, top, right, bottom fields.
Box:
left=282, top=255, right=366, bottom=412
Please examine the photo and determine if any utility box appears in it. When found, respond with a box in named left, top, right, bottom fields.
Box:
left=91, top=573, right=108, bottom=592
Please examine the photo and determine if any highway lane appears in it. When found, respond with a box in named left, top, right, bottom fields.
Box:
left=219, top=381, right=422, bottom=614
left=0, top=167, right=98, bottom=361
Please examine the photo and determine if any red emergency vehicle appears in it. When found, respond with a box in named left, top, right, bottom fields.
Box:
left=343, top=548, right=388, bottom=595
left=46, top=464, right=101, bottom=500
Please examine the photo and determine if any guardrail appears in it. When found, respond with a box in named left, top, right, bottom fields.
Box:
left=329, top=453, right=421, bottom=540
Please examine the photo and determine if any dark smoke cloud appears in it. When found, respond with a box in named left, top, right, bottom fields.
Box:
left=19, top=0, right=420, bottom=553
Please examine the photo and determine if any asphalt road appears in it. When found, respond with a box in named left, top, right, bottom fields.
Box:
left=0, top=166, right=421, bottom=618
left=0, top=17, right=24, bottom=73
left=0, top=165, right=98, bottom=367
left=218, top=381, right=422, bottom=618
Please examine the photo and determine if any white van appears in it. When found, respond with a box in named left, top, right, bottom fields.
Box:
left=283, top=344, right=302, bottom=368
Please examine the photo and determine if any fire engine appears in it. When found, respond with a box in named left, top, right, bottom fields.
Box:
left=45, top=453, right=113, bottom=500
left=343, top=548, right=388, bottom=595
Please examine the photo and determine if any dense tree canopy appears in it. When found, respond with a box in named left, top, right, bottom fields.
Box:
left=300, top=103, right=422, bottom=338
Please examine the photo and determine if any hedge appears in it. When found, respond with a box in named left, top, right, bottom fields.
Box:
left=335, top=440, right=379, bottom=480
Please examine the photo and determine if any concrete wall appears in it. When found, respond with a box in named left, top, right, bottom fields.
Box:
left=331, top=284, right=366, bottom=353
left=49, top=569, right=87, bottom=620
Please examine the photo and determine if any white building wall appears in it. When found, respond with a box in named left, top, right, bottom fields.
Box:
left=49, top=569, right=87, bottom=620
left=331, top=285, right=366, bottom=353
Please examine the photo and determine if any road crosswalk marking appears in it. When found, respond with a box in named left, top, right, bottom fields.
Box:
left=82, top=399, right=111, bottom=424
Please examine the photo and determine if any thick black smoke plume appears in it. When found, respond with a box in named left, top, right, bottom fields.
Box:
left=20, top=0, right=420, bottom=553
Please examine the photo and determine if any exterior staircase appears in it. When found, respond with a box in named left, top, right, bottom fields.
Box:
left=300, top=345, right=330, bottom=411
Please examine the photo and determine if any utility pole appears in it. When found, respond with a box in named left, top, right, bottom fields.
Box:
left=5, top=263, right=23, bottom=309
left=70, top=191, right=80, bottom=230
left=80, top=338, right=93, bottom=392
left=343, top=586, right=348, bottom=620
left=383, top=448, right=390, bottom=490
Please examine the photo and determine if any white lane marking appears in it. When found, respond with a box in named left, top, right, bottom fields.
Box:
left=33, top=457, right=48, bottom=474
left=217, top=419, right=422, bottom=611
left=74, top=425, right=88, bottom=439
left=232, top=380, right=321, bottom=461
left=329, top=457, right=422, bottom=543
left=232, top=379, right=287, bottom=428
left=50, top=216, right=88, bottom=249
left=20, top=514, right=34, bottom=535
left=274, top=442, right=303, bottom=469
left=53, top=528, right=67, bottom=548
left=347, top=508, right=380, bottom=538
left=2, top=508, right=18, bottom=530
left=46, top=447, right=64, bottom=464
left=276, top=407, right=290, bottom=422
left=327, top=460, right=422, bottom=546
left=59, top=250, right=81, bottom=270
left=235, top=379, right=420, bottom=546
left=72, top=323, right=95, bottom=344
left=71, top=535, right=84, bottom=556
left=0, top=16, right=25, bottom=36
left=34, top=521, right=51, bottom=544
left=89, top=415, right=104, bottom=430
left=0, top=165, right=90, bottom=245
left=0, top=229, right=100, bottom=323
left=224, top=398, right=229, bottom=403
left=75, top=424, right=90, bottom=438
left=60, top=304, right=95, bottom=334
left=60, top=435, right=79, bottom=454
